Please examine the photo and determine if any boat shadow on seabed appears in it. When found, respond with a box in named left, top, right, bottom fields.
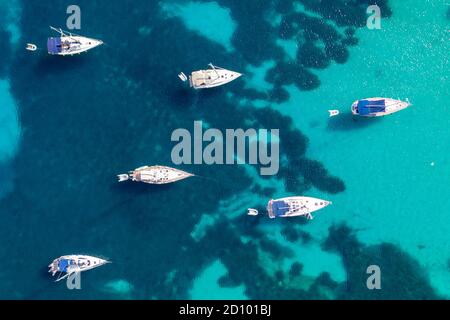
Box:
left=327, top=112, right=382, bottom=131
left=33, top=54, right=87, bottom=76
left=110, top=179, right=176, bottom=195
left=23, top=265, right=106, bottom=299
left=18, top=266, right=61, bottom=299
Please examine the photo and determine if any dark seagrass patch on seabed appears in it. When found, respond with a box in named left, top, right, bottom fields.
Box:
left=1, top=0, right=438, bottom=301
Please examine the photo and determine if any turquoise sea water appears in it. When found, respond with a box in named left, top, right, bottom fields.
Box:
left=0, top=0, right=449, bottom=299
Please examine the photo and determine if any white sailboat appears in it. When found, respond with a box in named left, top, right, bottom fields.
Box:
left=351, top=98, right=411, bottom=117
left=49, top=255, right=110, bottom=282
left=118, top=165, right=194, bottom=185
left=248, top=196, right=332, bottom=220
left=179, top=64, right=242, bottom=89
left=47, top=26, right=103, bottom=56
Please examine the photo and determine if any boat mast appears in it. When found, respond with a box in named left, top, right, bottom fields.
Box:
left=55, top=272, right=70, bottom=282
left=49, top=26, right=81, bottom=43
left=208, top=63, right=220, bottom=79
left=50, top=26, right=66, bottom=36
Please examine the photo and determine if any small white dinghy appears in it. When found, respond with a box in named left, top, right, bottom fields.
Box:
left=26, top=43, right=37, bottom=51
left=179, top=63, right=242, bottom=89
left=47, top=26, right=103, bottom=56
left=49, top=255, right=110, bottom=282
left=178, top=72, right=188, bottom=82
left=118, top=165, right=194, bottom=185
left=328, top=110, right=340, bottom=117
left=248, top=196, right=332, bottom=220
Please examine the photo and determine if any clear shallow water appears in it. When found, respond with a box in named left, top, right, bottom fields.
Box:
left=270, top=0, right=450, bottom=294
left=0, top=0, right=448, bottom=299
left=0, top=0, right=21, bottom=200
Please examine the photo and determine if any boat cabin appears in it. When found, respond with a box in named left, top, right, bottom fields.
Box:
left=57, top=258, right=76, bottom=272
left=268, top=200, right=290, bottom=218
left=353, top=99, right=386, bottom=116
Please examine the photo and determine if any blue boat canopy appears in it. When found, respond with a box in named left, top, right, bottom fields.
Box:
left=271, top=201, right=290, bottom=217
left=58, top=259, right=70, bottom=272
left=47, top=37, right=62, bottom=54
left=58, top=259, right=75, bottom=272
left=357, top=99, right=386, bottom=115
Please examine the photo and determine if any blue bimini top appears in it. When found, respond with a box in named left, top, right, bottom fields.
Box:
left=58, top=259, right=75, bottom=272
left=357, top=99, right=386, bottom=115
left=271, top=201, right=290, bottom=217
left=47, top=37, right=62, bottom=54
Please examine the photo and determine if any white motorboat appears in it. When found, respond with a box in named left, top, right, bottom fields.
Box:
left=179, top=64, right=242, bottom=89
left=49, top=255, right=110, bottom=282
left=351, top=98, right=411, bottom=117
left=47, top=26, right=103, bottom=56
left=248, top=196, right=332, bottom=220
left=118, top=165, right=194, bottom=184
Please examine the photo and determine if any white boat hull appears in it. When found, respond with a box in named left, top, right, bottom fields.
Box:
left=188, top=65, right=242, bottom=89
left=48, top=36, right=103, bottom=56
left=271, top=196, right=331, bottom=218
left=254, top=196, right=332, bottom=220
left=118, top=165, right=194, bottom=185
left=49, top=255, right=110, bottom=279
left=248, top=196, right=332, bottom=220
left=352, top=97, right=411, bottom=117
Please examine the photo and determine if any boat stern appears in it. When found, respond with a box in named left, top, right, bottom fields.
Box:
left=351, top=101, right=359, bottom=115
left=48, top=258, right=58, bottom=273
left=267, top=199, right=276, bottom=219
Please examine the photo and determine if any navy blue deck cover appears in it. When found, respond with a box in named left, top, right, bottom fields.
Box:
left=271, top=201, right=290, bottom=216
left=357, top=99, right=386, bottom=115
left=47, top=37, right=62, bottom=54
